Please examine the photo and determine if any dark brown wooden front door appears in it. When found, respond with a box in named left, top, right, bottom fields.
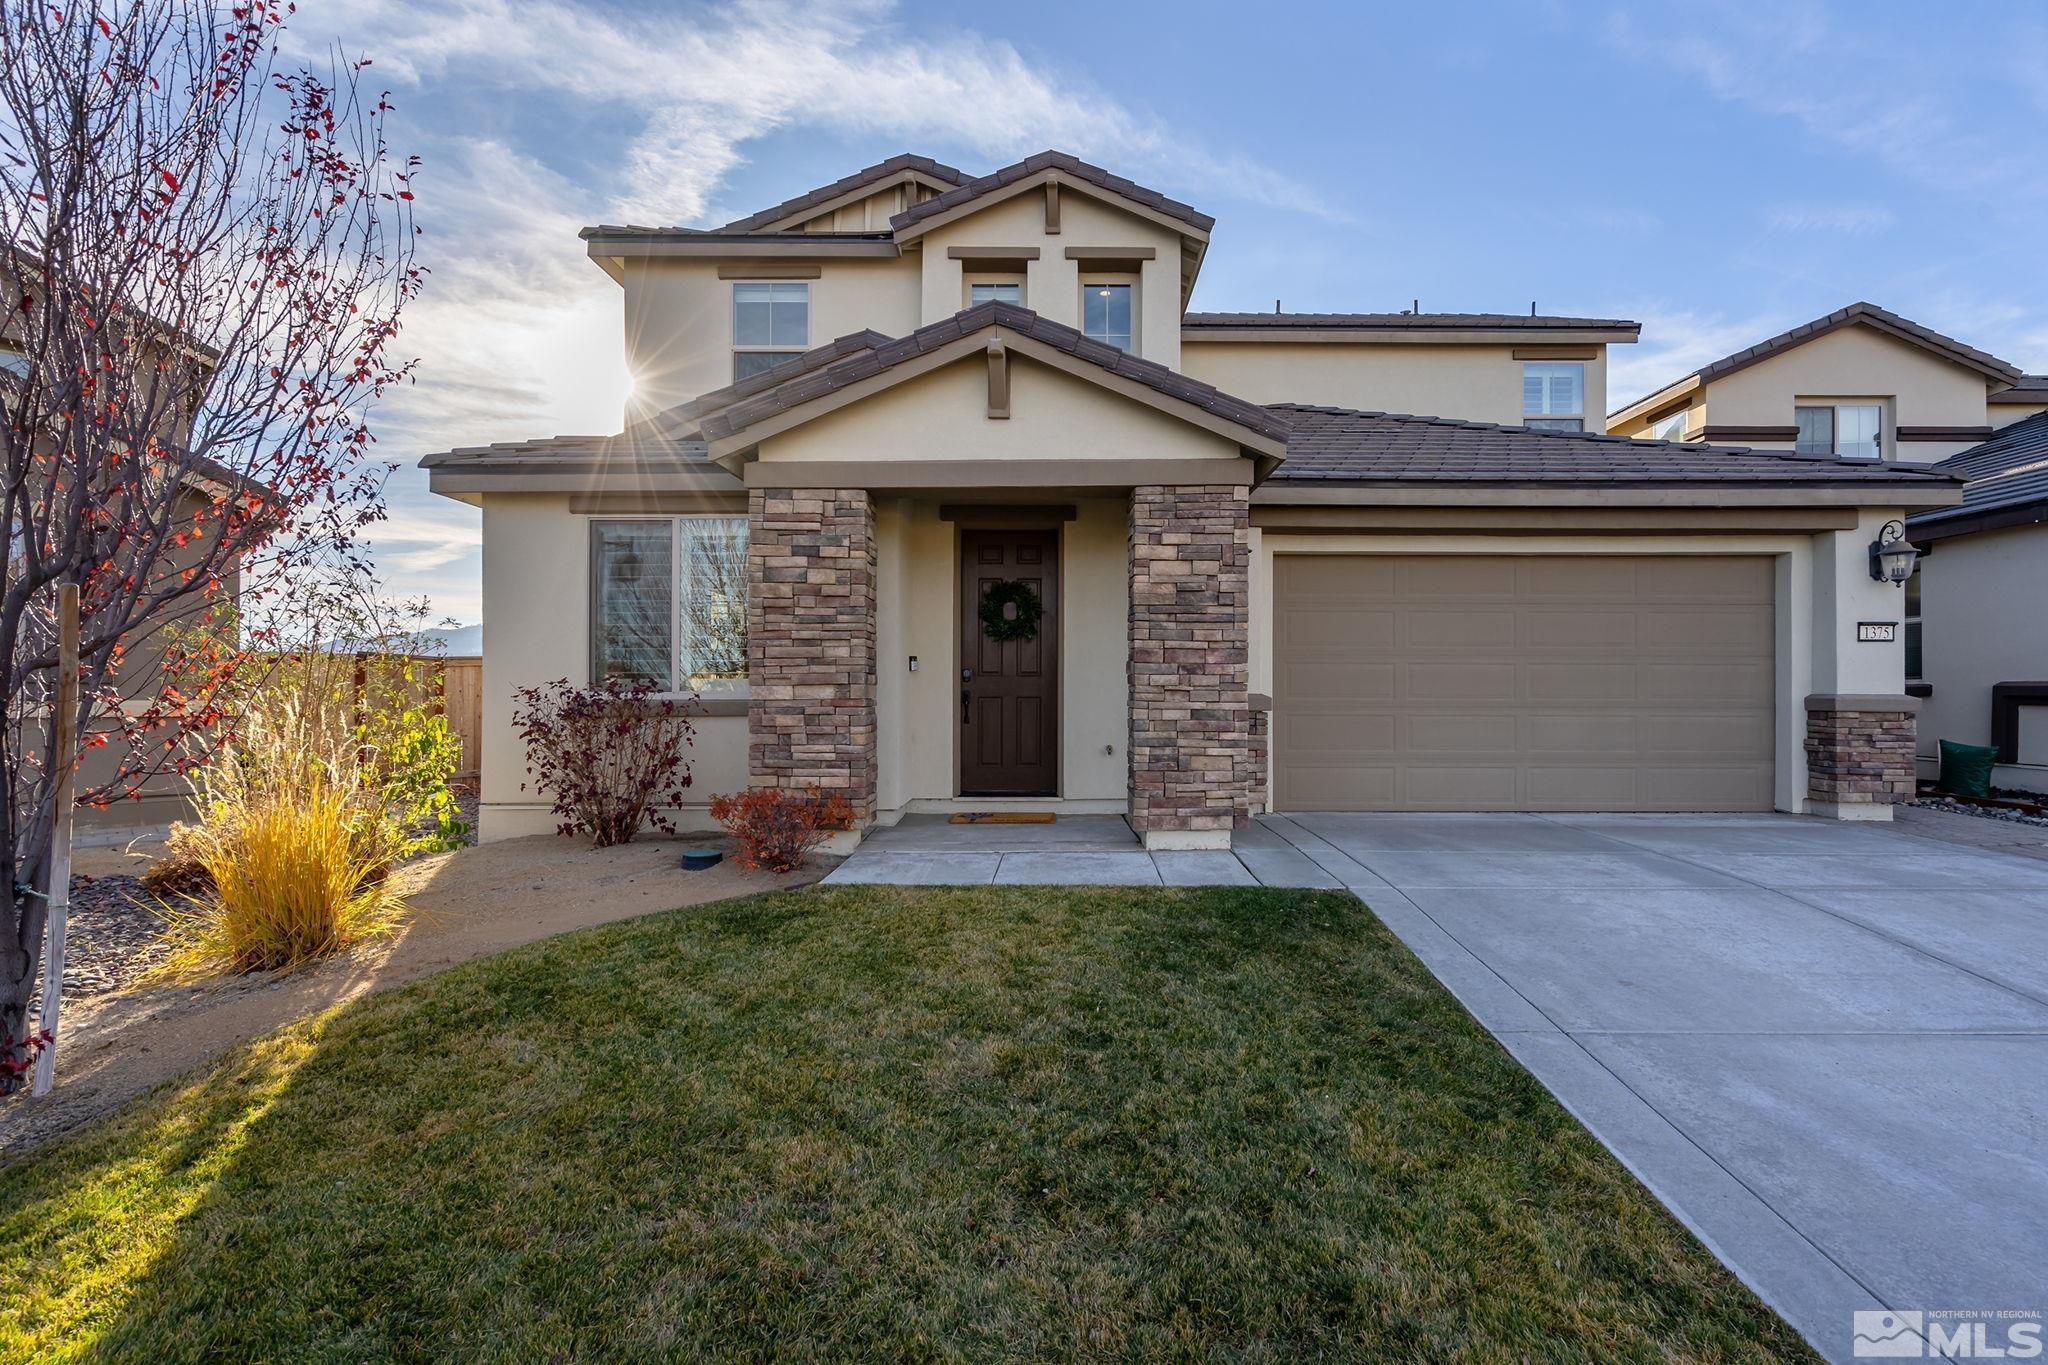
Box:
left=959, top=528, right=1059, bottom=795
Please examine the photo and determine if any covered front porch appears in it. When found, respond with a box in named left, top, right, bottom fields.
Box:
left=744, top=483, right=1263, bottom=850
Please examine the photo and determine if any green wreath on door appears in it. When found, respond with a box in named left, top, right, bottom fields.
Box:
left=978, top=579, right=1043, bottom=643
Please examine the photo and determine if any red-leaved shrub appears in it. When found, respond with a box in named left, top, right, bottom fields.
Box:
left=709, top=786, right=854, bottom=871
left=512, top=680, right=696, bottom=847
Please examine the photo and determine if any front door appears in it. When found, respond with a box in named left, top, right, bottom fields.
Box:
left=959, top=527, right=1059, bottom=795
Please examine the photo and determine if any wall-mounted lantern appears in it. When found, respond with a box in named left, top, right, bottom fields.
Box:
left=1868, top=519, right=1920, bottom=585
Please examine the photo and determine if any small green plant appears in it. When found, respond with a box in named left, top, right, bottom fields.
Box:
left=364, top=685, right=469, bottom=855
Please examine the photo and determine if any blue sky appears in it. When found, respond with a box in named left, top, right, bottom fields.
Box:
left=315, top=0, right=2048, bottom=624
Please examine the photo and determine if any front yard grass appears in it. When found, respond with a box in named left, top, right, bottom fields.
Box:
left=0, top=885, right=1814, bottom=1361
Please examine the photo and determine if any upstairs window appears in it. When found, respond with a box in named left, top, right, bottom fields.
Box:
left=1796, top=403, right=1884, bottom=460
left=1523, top=362, right=1584, bottom=431
left=1082, top=281, right=1134, bottom=352
left=590, top=517, right=750, bottom=693
left=1653, top=408, right=1691, bottom=441
left=732, top=282, right=808, bottom=381
left=968, top=279, right=1023, bottom=306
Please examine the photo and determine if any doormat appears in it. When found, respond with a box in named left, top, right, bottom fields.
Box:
left=948, top=811, right=1057, bottom=824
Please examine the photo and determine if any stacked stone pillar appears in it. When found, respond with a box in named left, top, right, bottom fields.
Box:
left=1803, top=694, right=1917, bottom=819
left=747, top=488, right=877, bottom=828
left=1127, top=484, right=1251, bottom=847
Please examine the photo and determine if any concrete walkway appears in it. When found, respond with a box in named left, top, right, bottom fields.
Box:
left=819, top=814, right=1343, bottom=887
left=1259, top=811, right=2048, bottom=1365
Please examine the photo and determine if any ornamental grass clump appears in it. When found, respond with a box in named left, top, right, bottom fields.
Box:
left=151, top=697, right=411, bottom=979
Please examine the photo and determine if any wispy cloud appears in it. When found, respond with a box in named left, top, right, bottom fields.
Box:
left=1605, top=304, right=1791, bottom=410
left=1601, top=6, right=2045, bottom=197
left=1766, top=205, right=1894, bottom=235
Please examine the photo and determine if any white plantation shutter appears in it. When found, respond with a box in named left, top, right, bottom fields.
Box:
left=1523, top=363, right=1583, bottom=417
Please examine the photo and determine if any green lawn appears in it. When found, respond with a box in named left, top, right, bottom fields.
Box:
left=0, top=886, right=1813, bottom=1361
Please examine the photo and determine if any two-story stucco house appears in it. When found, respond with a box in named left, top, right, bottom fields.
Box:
left=423, top=152, right=1962, bottom=848
left=1610, top=303, right=2048, bottom=792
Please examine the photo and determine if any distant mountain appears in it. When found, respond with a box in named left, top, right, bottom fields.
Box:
left=317, top=623, right=482, bottom=655
left=417, top=623, right=482, bottom=655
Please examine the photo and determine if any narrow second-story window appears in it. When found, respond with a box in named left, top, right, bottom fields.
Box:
left=1653, top=409, right=1690, bottom=441
left=1523, top=362, right=1584, bottom=431
left=732, top=282, right=808, bottom=381
left=1796, top=403, right=1883, bottom=460
left=1082, top=281, right=1134, bottom=352
left=590, top=517, right=751, bottom=693
left=968, top=278, right=1024, bottom=307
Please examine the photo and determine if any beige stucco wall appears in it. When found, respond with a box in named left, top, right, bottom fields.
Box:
left=753, top=351, right=1242, bottom=465
left=1182, top=342, right=1610, bottom=430
left=1992, top=402, right=2048, bottom=430
left=474, top=492, right=749, bottom=840
left=915, top=191, right=1185, bottom=370
left=1916, top=523, right=2048, bottom=786
left=622, top=257, right=921, bottom=422
left=873, top=497, right=1129, bottom=817
left=1251, top=509, right=1911, bottom=816
left=1703, top=327, right=1993, bottom=442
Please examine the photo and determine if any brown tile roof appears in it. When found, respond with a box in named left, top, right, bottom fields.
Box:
left=1266, top=404, right=1966, bottom=487
left=695, top=301, right=1285, bottom=445
left=1185, top=311, right=1640, bottom=334
left=653, top=330, right=895, bottom=438
left=890, top=150, right=1214, bottom=235
left=1991, top=375, right=2048, bottom=404
left=714, top=153, right=969, bottom=233
left=418, top=430, right=725, bottom=473
left=1909, top=410, right=2048, bottom=538
left=1613, top=302, right=2024, bottom=417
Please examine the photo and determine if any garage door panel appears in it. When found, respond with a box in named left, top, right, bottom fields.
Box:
left=1280, top=605, right=1393, bottom=648
left=1405, top=662, right=1520, bottom=700
left=1524, top=662, right=1642, bottom=702
left=1282, top=661, right=1395, bottom=702
left=1526, top=766, right=1641, bottom=807
left=1524, top=609, right=1640, bottom=648
left=1407, top=610, right=1519, bottom=648
left=1405, top=714, right=1518, bottom=754
left=1403, top=766, right=1520, bottom=807
left=1272, top=554, right=1775, bottom=812
left=1527, top=713, right=1641, bottom=754
left=1641, top=608, right=1775, bottom=651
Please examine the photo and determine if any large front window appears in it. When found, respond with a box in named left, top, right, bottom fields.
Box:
left=591, top=517, right=749, bottom=692
left=1524, top=362, right=1584, bottom=431
left=1082, top=281, right=1134, bottom=352
left=1796, top=403, right=1884, bottom=460
left=732, top=282, right=808, bottom=381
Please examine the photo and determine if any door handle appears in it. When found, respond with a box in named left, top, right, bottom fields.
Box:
left=961, top=687, right=972, bottom=725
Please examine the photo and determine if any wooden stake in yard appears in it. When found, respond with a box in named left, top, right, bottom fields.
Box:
left=31, top=583, right=79, bottom=1097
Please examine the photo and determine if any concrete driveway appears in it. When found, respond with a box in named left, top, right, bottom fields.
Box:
left=1261, top=811, right=2048, bottom=1364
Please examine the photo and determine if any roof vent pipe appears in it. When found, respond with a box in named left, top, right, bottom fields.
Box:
left=1531, top=300, right=1537, bottom=316
left=1412, top=298, right=1419, bottom=314
left=1274, top=299, right=1281, bottom=314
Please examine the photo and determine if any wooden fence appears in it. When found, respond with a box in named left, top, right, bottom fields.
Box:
left=440, top=656, right=482, bottom=783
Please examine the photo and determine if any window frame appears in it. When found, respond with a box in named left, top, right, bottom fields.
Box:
left=588, top=514, right=751, bottom=697
left=1522, top=361, right=1585, bottom=431
left=1078, top=274, right=1138, bottom=353
left=964, top=273, right=1026, bottom=309
left=1652, top=408, right=1692, bottom=441
left=1904, top=564, right=1923, bottom=681
left=730, top=280, right=810, bottom=382
left=1795, top=400, right=1887, bottom=460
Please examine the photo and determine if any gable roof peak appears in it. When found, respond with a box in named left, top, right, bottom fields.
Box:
left=890, top=148, right=1214, bottom=236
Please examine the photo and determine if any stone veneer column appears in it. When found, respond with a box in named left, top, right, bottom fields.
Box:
left=747, top=488, right=877, bottom=828
left=1803, top=694, right=1917, bottom=820
left=1127, top=485, right=1250, bottom=848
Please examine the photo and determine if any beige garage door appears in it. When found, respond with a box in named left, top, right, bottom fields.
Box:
left=1272, top=555, right=1776, bottom=811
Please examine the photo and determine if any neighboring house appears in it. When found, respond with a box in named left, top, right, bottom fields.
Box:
left=1905, top=412, right=2048, bottom=790
left=424, top=150, right=1959, bottom=848
left=1610, top=304, right=2048, bottom=790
